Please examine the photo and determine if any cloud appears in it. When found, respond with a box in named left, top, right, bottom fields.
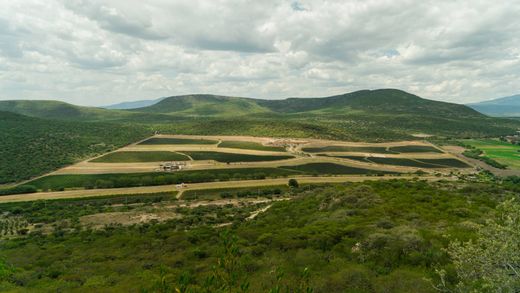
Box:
left=0, top=0, right=519, bottom=106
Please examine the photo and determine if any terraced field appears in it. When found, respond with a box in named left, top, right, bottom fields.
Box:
left=139, top=137, right=218, bottom=145
left=181, top=151, right=294, bottom=163
left=218, top=140, right=285, bottom=152
left=282, top=163, right=397, bottom=175
left=92, top=151, right=190, bottom=163
left=302, top=146, right=396, bottom=153
left=4, top=135, right=475, bottom=198
left=388, top=145, right=443, bottom=153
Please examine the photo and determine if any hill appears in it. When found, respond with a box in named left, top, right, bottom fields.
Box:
left=467, top=94, right=520, bottom=117
left=1, top=89, right=519, bottom=141
left=103, top=97, right=166, bottom=110
left=132, top=89, right=482, bottom=118
left=0, top=111, right=150, bottom=184
left=130, top=94, right=271, bottom=116
left=0, top=100, right=134, bottom=121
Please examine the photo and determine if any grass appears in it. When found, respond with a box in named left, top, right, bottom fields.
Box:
left=218, top=140, right=286, bottom=152
left=91, top=151, right=190, bottom=163
left=139, top=137, right=218, bottom=145
left=302, top=146, right=396, bottom=154
left=180, top=151, right=294, bottom=162
left=282, top=163, right=396, bottom=175
left=462, top=139, right=520, bottom=169
left=388, top=145, right=443, bottom=153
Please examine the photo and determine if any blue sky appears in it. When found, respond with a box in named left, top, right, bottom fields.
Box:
left=0, top=0, right=519, bottom=106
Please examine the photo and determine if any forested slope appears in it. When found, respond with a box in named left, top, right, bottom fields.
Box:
left=0, top=111, right=150, bottom=184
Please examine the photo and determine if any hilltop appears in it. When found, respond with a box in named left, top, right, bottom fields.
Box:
left=1, top=89, right=519, bottom=141
left=131, top=89, right=482, bottom=118
left=468, top=94, right=520, bottom=117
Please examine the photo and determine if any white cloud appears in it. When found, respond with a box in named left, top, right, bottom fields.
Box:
left=0, top=0, right=519, bottom=105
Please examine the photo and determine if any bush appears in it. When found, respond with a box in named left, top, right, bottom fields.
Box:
left=288, top=179, right=299, bottom=188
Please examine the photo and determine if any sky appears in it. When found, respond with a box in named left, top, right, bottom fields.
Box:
left=1, top=0, right=519, bottom=106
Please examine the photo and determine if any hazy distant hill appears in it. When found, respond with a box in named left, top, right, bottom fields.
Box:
left=0, top=100, right=133, bottom=121
left=467, top=94, right=520, bottom=117
left=103, top=97, right=166, bottom=110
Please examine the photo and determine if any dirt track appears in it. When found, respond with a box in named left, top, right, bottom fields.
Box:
left=0, top=175, right=450, bottom=203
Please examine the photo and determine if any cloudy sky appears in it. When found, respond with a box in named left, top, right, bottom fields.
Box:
left=1, top=0, right=519, bottom=106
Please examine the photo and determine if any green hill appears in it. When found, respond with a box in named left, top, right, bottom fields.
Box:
left=0, top=111, right=150, bottom=184
left=0, top=100, right=134, bottom=121
left=2, top=89, right=519, bottom=141
left=254, top=89, right=480, bottom=117
left=130, top=94, right=271, bottom=116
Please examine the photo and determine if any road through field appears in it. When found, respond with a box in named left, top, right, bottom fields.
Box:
left=0, top=175, right=449, bottom=203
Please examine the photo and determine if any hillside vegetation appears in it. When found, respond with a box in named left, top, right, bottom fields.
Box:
left=0, top=111, right=150, bottom=184
left=2, top=89, right=519, bottom=141
left=1, top=180, right=518, bottom=291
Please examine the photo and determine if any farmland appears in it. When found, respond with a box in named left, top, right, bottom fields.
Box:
left=462, top=139, right=520, bottom=169
left=0, top=134, right=476, bottom=200
left=91, top=151, right=190, bottom=162
left=180, top=151, right=294, bottom=162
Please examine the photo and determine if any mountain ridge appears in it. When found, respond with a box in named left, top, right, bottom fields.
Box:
left=467, top=94, right=520, bottom=117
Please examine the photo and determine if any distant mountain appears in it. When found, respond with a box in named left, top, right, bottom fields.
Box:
left=131, top=89, right=483, bottom=119
left=467, top=94, right=520, bottom=117
left=103, top=97, right=166, bottom=110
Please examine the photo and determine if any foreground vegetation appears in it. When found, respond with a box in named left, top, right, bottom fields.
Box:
left=0, top=179, right=519, bottom=291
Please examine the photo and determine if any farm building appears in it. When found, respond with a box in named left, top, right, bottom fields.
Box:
left=160, top=161, right=186, bottom=172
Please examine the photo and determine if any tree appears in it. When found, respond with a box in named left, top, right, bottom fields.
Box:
left=288, top=179, right=299, bottom=188
left=434, top=199, right=520, bottom=292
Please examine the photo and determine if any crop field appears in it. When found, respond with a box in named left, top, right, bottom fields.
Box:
left=4, top=134, right=475, bottom=199
left=139, top=137, right=218, bottom=145
left=367, top=157, right=469, bottom=168
left=418, top=158, right=471, bottom=168
left=26, top=168, right=301, bottom=190
left=302, top=146, right=396, bottom=153
left=180, top=151, right=294, bottom=162
left=282, top=163, right=397, bottom=175
left=462, top=139, right=520, bottom=169
left=218, top=140, right=286, bottom=152
left=91, top=151, right=190, bottom=162
left=388, top=145, right=443, bottom=153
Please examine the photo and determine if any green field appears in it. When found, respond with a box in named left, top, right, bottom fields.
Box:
left=388, top=145, right=443, bottom=153
left=91, top=151, right=190, bottom=162
left=180, top=151, right=294, bottom=162
left=368, top=157, right=468, bottom=168
left=139, top=137, right=218, bottom=145
left=463, top=139, right=520, bottom=169
left=218, top=140, right=286, bottom=152
left=283, top=163, right=396, bottom=175
left=302, top=146, right=397, bottom=154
